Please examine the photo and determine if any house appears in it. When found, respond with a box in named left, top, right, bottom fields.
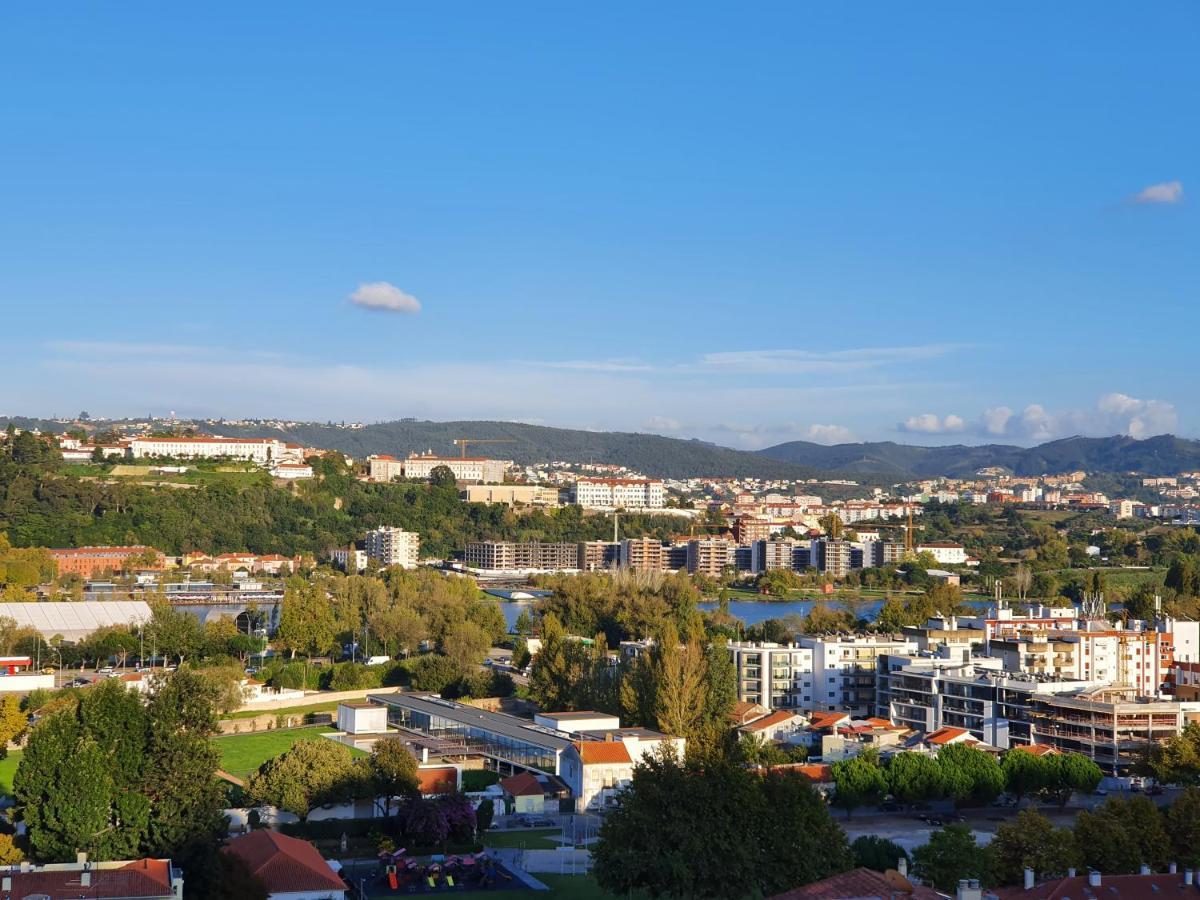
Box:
left=497, top=770, right=570, bottom=815
left=0, top=857, right=181, bottom=899
left=224, top=830, right=346, bottom=900
left=769, top=866, right=944, bottom=899
left=738, top=710, right=806, bottom=742
left=730, top=700, right=771, bottom=726
left=560, top=740, right=635, bottom=812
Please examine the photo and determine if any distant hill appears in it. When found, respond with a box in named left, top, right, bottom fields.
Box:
left=757, top=434, right=1200, bottom=479
left=195, top=419, right=827, bottom=480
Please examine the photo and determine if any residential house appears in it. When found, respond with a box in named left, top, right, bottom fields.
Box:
left=0, top=857, right=182, bottom=900
left=224, top=830, right=347, bottom=900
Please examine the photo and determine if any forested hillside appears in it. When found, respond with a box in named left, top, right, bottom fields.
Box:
left=0, top=451, right=684, bottom=557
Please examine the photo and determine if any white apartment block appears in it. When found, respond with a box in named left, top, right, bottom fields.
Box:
left=571, top=477, right=665, bottom=509
left=363, top=527, right=420, bottom=569
left=916, top=542, right=967, bottom=565
left=728, top=635, right=915, bottom=717
left=332, top=547, right=369, bottom=573
left=129, top=436, right=301, bottom=464
left=367, top=454, right=507, bottom=484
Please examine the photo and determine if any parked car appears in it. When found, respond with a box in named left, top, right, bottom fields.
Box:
left=516, top=816, right=555, bottom=828
left=40, top=667, right=56, bottom=675
left=98, top=666, right=114, bottom=675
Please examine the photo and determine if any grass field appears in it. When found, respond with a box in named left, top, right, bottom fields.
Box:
left=481, top=829, right=564, bottom=850
left=226, top=699, right=345, bottom=720
left=214, top=726, right=355, bottom=776
left=0, top=749, right=23, bottom=795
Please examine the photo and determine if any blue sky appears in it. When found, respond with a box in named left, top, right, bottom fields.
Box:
left=2, top=3, right=1196, bottom=449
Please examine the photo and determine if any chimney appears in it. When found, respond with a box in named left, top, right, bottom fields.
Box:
left=1140, top=864, right=1152, bottom=875
left=2, top=877, right=9, bottom=891
left=897, top=857, right=908, bottom=877
left=1068, top=868, right=1076, bottom=878
left=1088, top=870, right=1101, bottom=887
left=956, top=879, right=983, bottom=900
left=1170, top=862, right=1178, bottom=874
left=1024, top=868, right=1035, bottom=890
left=76, top=852, right=87, bottom=866
left=81, top=871, right=91, bottom=888
left=1187, top=870, right=1195, bottom=886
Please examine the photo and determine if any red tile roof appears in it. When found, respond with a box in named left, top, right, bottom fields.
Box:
left=809, top=711, right=851, bottom=730
left=500, top=771, right=545, bottom=797
left=926, top=726, right=970, bottom=745
left=1011, top=744, right=1059, bottom=757
left=769, top=866, right=943, bottom=899
left=574, top=740, right=633, bottom=764
left=994, top=872, right=1200, bottom=898
left=225, top=830, right=346, bottom=894
left=742, top=710, right=801, bottom=733
left=1, top=859, right=174, bottom=899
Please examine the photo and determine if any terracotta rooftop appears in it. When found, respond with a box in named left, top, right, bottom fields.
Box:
left=574, top=740, right=633, bottom=765
left=769, top=866, right=943, bottom=899
left=994, top=872, right=1200, bottom=898
left=0, top=859, right=175, bottom=899
left=926, top=726, right=971, bottom=745
left=741, top=710, right=802, bottom=733
left=224, top=830, right=345, bottom=894
left=499, top=771, right=545, bottom=797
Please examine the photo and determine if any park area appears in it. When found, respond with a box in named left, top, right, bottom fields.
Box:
left=214, top=726, right=359, bottom=778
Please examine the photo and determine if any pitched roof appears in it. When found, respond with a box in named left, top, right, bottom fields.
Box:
left=500, top=771, right=545, bottom=797
left=741, top=710, right=802, bottom=733
left=574, top=740, right=633, bottom=765
left=224, top=830, right=345, bottom=894
left=1, top=859, right=174, bottom=899
left=769, top=866, right=944, bottom=899
left=731, top=700, right=770, bottom=725
left=926, top=726, right=970, bottom=745
left=809, top=711, right=851, bottom=730
left=993, top=872, right=1200, bottom=898
left=1011, top=744, right=1059, bottom=757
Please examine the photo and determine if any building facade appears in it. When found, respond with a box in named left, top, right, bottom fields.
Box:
left=571, top=478, right=666, bottom=509
left=364, top=527, right=420, bottom=569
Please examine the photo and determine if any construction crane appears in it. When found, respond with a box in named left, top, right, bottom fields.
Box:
left=452, top=438, right=515, bottom=458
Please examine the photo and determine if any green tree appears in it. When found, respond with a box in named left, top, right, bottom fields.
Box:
left=1145, top=722, right=1200, bottom=786
left=369, top=737, right=419, bottom=814
left=1166, top=788, right=1200, bottom=867
left=593, top=754, right=851, bottom=899
left=887, top=751, right=944, bottom=804
left=938, top=743, right=1005, bottom=805
left=1074, top=796, right=1171, bottom=874
left=988, top=809, right=1080, bottom=887
left=246, top=739, right=365, bottom=821
left=276, top=580, right=336, bottom=658
left=1048, top=753, right=1102, bottom=804
left=851, top=835, right=909, bottom=872
left=831, top=751, right=888, bottom=817
left=0, top=694, right=28, bottom=755
left=1001, top=749, right=1053, bottom=801
left=912, top=825, right=987, bottom=892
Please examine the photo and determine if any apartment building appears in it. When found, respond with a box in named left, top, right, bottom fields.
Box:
left=750, top=539, right=803, bottom=573
left=619, top=537, right=667, bottom=572
left=368, top=454, right=507, bottom=484
left=1029, top=687, right=1184, bottom=772
left=364, top=527, right=420, bottom=569
left=571, top=478, right=665, bottom=509
left=812, top=539, right=851, bottom=578
left=50, top=546, right=166, bottom=578
left=463, top=541, right=580, bottom=571
left=686, top=539, right=732, bottom=578
left=579, top=541, right=620, bottom=571
left=128, top=435, right=300, bottom=464
left=988, top=626, right=1164, bottom=697
left=728, top=635, right=914, bottom=716
left=916, top=542, right=968, bottom=565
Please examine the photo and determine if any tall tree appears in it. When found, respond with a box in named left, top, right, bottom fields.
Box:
left=831, top=751, right=888, bottom=817
left=276, top=579, right=336, bottom=659
left=912, top=825, right=987, bottom=892
left=989, top=809, right=1080, bottom=886
left=887, top=751, right=944, bottom=804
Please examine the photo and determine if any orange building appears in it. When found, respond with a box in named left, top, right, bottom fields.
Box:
left=49, top=545, right=166, bottom=579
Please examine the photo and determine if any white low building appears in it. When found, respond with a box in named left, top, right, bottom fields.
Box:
left=571, top=477, right=665, bottom=509
left=916, top=542, right=968, bottom=565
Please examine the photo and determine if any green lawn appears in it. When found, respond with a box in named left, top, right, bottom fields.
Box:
left=214, top=727, right=354, bottom=777
left=226, top=699, right=344, bottom=720
left=481, top=829, right=563, bottom=850
left=0, top=749, right=22, bottom=795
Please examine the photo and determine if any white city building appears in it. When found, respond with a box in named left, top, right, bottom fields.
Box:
left=916, top=542, right=968, bottom=565
left=571, top=477, right=666, bottom=509
left=367, top=454, right=507, bottom=484
left=363, top=527, right=420, bottom=569
left=129, top=435, right=301, bottom=464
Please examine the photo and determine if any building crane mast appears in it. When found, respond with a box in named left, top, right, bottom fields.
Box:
left=451, top=438, right=515, bottom=458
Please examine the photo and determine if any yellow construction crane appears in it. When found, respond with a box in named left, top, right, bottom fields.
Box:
left=452, top=438, right=515, bottom=458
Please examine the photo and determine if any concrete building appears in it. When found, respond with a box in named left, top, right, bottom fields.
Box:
left=368, top=454, right=506, bottom=484
left=50, top=545, right=166, bottom=578
left=364, top=527, right=420, bottom=569
left=812, top=539, right=851, bottom=578
left=464, top=541, right=580, bottom=571
left=578, top=541, right=620, bottom=571
left=916, top=542, right=968, bottom=565
left=1029, top=687, right=1185, bottom=772
left=331, top=547, right=368, bottom=573
left=686, top=539, right=733, bottom=577
left=461, top=484, right=560, bottom=506
left=129, top=435, right=298, bottom=464
left=571, top=477, right=666, bottom=509
left=620, top=537, right=667, bottom=572
left=751, top=539, right=802, bottom=573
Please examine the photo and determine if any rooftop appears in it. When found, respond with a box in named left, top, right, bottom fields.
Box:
left=367, top=692, right=575, bottom=751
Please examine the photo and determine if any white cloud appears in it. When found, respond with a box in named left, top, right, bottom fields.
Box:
left=975, top=394, right=1178, bottom=442
left=981, top=406, right=1014, bottom=436
left=347, top=281, right=422, bottom=314
left=644, top=416, right=682, bottom=432
left=899, top=413, right=965, bottom=434
left=1131, top=180, right=1183, bottom=205
left=699, top=344, right=959, bottom=376
left=805, top=424, right=855, bottom=445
